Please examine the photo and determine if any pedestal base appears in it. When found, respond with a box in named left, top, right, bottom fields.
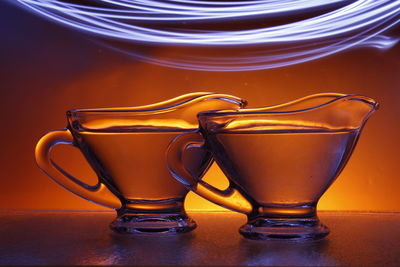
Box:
left=239, top=217, right=329, bottom=241
left=110, top=213, right=197, bottom=235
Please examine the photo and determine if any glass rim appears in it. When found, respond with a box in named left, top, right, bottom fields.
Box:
left=198, top=93, right=378, bottom=118
left=66, top=93, right=247, bottom=117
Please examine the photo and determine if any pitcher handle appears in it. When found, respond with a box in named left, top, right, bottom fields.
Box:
left=166, top=132, right=253, bottom=214
left=35, top=129, right=122, bottom=209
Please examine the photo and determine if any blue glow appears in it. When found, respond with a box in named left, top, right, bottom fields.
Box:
left=15, top=0, right=400, bottom=71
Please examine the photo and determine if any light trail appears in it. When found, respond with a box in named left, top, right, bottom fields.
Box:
left=15, top=0, right=400, bottom=71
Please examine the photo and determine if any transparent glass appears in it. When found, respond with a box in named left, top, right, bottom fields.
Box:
left=35, top=92, right=246, bottom=235
left=167, top=93, right=378, bottom=240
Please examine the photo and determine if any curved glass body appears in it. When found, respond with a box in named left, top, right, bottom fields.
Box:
left=35, top=92, right=246, bottom=235
left=167, top=93, right=378, bottom=240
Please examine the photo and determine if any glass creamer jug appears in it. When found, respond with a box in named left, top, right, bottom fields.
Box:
left=35, top=92, right=246, bottom=234
left=167, top=93, right=378, bottom=240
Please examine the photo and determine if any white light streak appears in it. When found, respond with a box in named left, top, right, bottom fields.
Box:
left=14, top=0, right=400, bottom=71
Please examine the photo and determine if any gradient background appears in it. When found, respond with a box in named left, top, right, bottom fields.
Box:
left=1, top=1, right=399, bottom=212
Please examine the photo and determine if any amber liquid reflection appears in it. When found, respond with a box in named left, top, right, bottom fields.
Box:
left=77, top=131, right=190, bottom=203
left=210, top=129, right=358, bottom=209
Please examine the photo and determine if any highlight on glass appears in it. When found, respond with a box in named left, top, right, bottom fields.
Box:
left=35, top=92, right=247, bottom=235
left=167, top=93, right=379, bottom=240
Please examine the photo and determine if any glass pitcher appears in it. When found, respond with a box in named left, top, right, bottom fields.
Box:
left=167, top=93, right=378, bottom=240
left=35, top=92, right=247, bottom=234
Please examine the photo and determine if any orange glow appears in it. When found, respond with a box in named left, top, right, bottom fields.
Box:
left=80, top=119, right=196, bottom=130
left=1, top=42, right=400, bottom=212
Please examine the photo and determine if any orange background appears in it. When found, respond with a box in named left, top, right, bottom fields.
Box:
left=1, top=2, right=399, bottom=212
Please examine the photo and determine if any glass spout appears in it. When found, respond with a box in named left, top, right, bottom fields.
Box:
left=199, top=93, right=378, bottom=133
left=67, top=92, right=247, bottom=132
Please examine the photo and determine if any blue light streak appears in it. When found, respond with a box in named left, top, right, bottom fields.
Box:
left=15, top=0, right=400, bottom=71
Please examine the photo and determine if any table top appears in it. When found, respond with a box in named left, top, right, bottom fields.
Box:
left=0, top=211, right=399, bottom=266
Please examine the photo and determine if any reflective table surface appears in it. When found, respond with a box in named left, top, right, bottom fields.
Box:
left=0, top=211, right=399, bottom=266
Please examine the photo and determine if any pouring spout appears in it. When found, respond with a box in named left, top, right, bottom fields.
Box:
left=341, top=95, right=379, bottom=129
left=255, top=93, right=380, bottom=130
left=198, top=93, right=378, bottom=133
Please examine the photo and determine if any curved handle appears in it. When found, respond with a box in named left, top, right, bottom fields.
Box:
left=166, top=132, right=253, bottom=214
left=35, top=129, right=122, bottom=209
